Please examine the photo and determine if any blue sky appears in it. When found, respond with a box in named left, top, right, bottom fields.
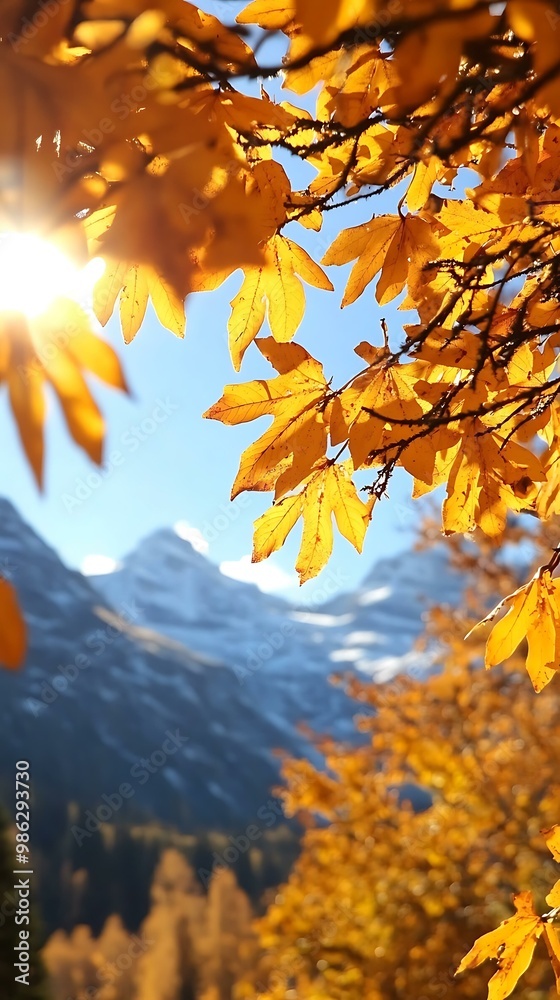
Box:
left=0, top=12, right=434, bottom=602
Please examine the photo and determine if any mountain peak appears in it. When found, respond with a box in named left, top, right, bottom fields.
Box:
left=132, top=524, right=211, bottom=565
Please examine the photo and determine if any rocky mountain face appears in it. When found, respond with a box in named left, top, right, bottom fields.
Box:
left=0, top=498, right=463, bottom=831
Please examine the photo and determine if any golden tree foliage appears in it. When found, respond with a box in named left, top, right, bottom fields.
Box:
left=234, top=524, right=560, bottom=1000
left=6, top=0, right=560, bottom=675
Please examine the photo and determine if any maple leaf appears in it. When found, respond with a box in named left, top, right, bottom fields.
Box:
left=0, top=578, right=26, bottom=670
left=227, top=235, right=333, bottom=371
left=456, top=892, right=544, bottom=1000
left=442, top=426, right=544, bottom=540
left=331, top=356, right=428, bottom=470
left=393, top=10, right=497, bottom=113
left=542, top=924, right=560, bottom=993
left=252, top=460, right=373, bottom=584
left=322, top=214, right=438, bottom=307
left=204, top=339, right=330, bottom=499
left=540, top=827, right=560, bottom=909
left=237, top=0, right=375, bottom=53
left=543, top=825, right=560, bottom=863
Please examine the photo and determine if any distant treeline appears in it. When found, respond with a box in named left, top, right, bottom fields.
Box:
left=15, top=795, right=300, bottom=940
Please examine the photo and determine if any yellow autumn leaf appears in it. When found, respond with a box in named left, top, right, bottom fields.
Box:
left=542, top=925, right=560, bottom=991
left=456, top=891, right=544, bottom=1000
left=443, top=428, right=543, bottom=540
left=252, top=492, right=303, bottom=561
left=95, top=262, right=185, bottom=342
left=0, top=299, right=127, bottom=486
left=467, top=570, right=560, bottom=691
left=323, top=214, right=438, bottom=307
left=406, top=158, right=440, bottom=213
left=238, top=0, right=375, bottom=52
left=546, top=880, right=560, bottom=909
left=204, top=338, right=329, bottom=499
left=228, top=235, right=333, bottom=370
left=295, top=466, right=334, bottom=583
left=322, top=215, right=401, bottom=306
left=236, top=0, right=294, bottom=32
left=253, top=461, right=372, bottom=584
left=543, top=825, right=560, bottom=863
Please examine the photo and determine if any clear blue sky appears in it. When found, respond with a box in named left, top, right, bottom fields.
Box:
left=0, top=13, right=432, bottom=602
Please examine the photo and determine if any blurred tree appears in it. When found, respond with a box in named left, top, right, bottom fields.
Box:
left=43, top=847, right=258, bottom=1000
left=235, top=524, right=560, bottom=1000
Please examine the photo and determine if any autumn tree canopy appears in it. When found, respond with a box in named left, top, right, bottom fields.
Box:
left=234, top=523, right=560, bottom=1000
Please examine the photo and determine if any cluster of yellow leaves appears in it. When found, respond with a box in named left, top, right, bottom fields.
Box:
left=207, top=310, right=553, bottom=590
left=6, top=0, right=560, bottom=666
left=234, top=527, right=560, bottom=1000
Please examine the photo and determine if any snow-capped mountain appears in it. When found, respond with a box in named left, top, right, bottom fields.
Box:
left=0, top=499, right=463, bottom=831
left=92, top=525, right=464, bottom=678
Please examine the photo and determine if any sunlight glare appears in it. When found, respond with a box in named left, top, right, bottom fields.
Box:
left=0, top=233, right=104, bottom=318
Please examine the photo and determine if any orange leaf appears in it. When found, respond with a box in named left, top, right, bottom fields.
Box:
left=0, top=579, right=26, bottom=670
left=456, top=892, right=543, bottom=1000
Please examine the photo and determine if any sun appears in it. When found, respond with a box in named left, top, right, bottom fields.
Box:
left=0, top=233, right=103, bottom=319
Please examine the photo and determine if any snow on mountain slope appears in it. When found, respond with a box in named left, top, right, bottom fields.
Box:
left=92, top=525, right=463, bottom=687
left=322, top=545, right=465, bottom=679
left=0, top=499, right=463, bottom=831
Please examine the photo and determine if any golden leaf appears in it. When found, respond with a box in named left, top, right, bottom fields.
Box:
left=228, top=235, right=333, bottom=370
left=468, top=571, right=560, bottom=691
left=456, top=892, right=544, bottom=1000
left=0, top=300, right=127, bottom=486
left=252, top=461, right=372, bottom=584
left=204, top=339, right=329, bottom=499
left=323, top=214, right=438, bottom=307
